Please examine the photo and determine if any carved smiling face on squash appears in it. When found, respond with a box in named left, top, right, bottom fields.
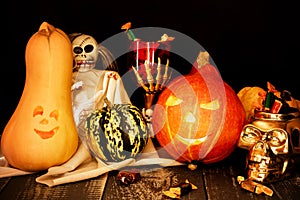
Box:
left=32, top=105, right=59, bottom=139
left=1, top=22, right=79, bottom=172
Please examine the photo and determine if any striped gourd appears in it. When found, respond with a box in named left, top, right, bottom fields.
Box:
left=85, top=103, right=148, bottom=162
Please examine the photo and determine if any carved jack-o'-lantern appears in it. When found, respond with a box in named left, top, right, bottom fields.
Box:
left=1, top=22, right=78, bottom=172
left=33, top=106, right=59, bottom=139
left=152, top=52, right=246, bottom=164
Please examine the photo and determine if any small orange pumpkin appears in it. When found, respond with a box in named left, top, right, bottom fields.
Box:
left=152, top=52, right=246, bottom=164
left=1, top=22, right=79, bottom=171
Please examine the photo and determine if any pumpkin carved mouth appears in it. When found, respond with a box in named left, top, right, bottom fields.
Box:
left=175, top=134, right=207, bottom=145
left=34, top=127, right=59, bottom=139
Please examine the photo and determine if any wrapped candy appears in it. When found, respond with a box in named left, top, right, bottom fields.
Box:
left=117, top=169, right=141, bottom=185
left=163, top=179, right=197, bottom=199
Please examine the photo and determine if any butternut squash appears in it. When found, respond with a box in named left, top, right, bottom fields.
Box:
left=1, top=22, right=79, bottom=171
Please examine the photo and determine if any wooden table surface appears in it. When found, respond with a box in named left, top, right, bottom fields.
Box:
left=1, top=142, right=300, bottom=200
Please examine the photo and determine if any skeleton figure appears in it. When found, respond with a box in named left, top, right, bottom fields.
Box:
left=69, top=33, right=119, bottom=73
left=69, top=33, right=131, bottom=139
left=237, top=110, right=300, bottom=195
left=142, top=108, right=154, bottom=137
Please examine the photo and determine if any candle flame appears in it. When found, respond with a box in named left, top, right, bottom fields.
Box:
left=185, top=112, right=196, bottom=123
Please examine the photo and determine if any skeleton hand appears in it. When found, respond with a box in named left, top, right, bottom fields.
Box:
left=71, top=81, right=84, bottom=91
left=132, top=57, right=170, bottom=94
left=132, top=58, right=171, bottom=110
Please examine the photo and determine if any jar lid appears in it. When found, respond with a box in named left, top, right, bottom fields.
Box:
left=254, top=110, right=300, bottom=121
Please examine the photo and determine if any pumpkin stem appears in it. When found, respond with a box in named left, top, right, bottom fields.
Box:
left=38, top=22, right=55, bottom=36
left=196, top=51, right=210, bottom=69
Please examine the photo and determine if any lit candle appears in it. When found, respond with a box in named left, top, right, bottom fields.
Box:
left=151, top=42, right=154, bottom=66
left=136, top=41, right=139, bottom=70
left=147, top=42, right=150, bottom=65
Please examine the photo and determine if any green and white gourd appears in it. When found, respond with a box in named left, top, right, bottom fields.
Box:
left=85, top=103, right=148, bottom=162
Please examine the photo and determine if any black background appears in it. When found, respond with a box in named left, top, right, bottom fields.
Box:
left=1, top=0, right=299, bottom=133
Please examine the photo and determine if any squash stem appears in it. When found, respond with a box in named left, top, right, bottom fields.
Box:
left=104, top=97, right=113, bottom=109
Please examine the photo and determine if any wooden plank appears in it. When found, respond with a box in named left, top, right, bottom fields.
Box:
left=1, top=147, right=299, bottom=199
left=102, top=165, right=207, bottom=199
left=0, top=140, right=11, bottom=193
left=0, top=177, right=11, bottom=192
left=0, top=172, right=108, bottom=200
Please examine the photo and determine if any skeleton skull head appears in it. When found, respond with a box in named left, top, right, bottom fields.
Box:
left=238, top=110, right=300, bottom=183
left=71, top=34, right=99, bottom=72
left=143, top=108, right=153, bottom=123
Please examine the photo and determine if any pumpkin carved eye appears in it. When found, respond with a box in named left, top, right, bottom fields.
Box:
left=50, top=109, right=59, bottom=121
left=165, top=95, right=183, bottom=106
left=33, top=106, right=59, bottom=121
left=33, top=105, right=44, bottom=117
left=199, top=99, right=220, bottom=110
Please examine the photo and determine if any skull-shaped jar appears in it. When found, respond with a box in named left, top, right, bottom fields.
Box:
left=238, top=110, right=300, bottom=183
